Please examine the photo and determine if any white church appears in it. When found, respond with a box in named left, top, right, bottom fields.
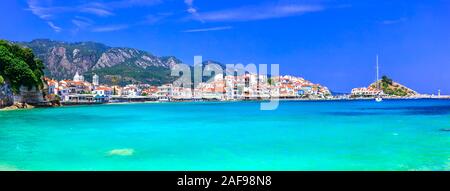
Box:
left=73, top=72, right=84, bottom=82
left=73, top=72, right=99, bottom=86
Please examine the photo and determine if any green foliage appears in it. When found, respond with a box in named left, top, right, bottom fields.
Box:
left=0, top=75, right=4, bottom=84
left=0, top=40, right=45, bottom=93
left=381, top=75, right=393, bottom=86
left=378, top=75, right=409, bottom=96
left=394, top=88, right=408, bottom=96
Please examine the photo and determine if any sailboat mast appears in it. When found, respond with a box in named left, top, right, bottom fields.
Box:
left=376, top=55, right=379, bottom=90
left=375, top=54, right=383, bottom=101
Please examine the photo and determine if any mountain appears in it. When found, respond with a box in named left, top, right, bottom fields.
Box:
left=369, top=75, right=418, bottom=96
left=18, top=39, right=181, bottom=86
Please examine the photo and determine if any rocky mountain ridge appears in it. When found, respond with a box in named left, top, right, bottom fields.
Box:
left=18, top=39, right=180, bottom=85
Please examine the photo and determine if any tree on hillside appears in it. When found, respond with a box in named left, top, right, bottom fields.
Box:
left=0, top=40, right=45, bottom=93
left=381, top=75, right=393, bottom=86
left=267, top=78, right=273, bottom=85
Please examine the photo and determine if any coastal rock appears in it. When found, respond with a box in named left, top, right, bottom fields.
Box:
left=1, top=103, right=35, bottom=110
left=0, top=85, right=55, bottom=110
left=13, top=86, right=45, bottom=104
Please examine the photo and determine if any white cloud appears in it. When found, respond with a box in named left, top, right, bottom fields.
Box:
left=27, top=6, right=53, bottom=19
left=92, top=25, right=129, bottom=32
left=47, top=21, right=62, bottom=32
left=184, top=0, right=202, bottom=22
left=72, top=17, right=93, bottom=28
left=380, top=18, right=407, bottom=25
left=197, top=3, right=324, bottom=22
left=187, top=7, right=197, bottom=14
left=183, top=26, right=233, bottom=33
left=27, top=0, right=160, bottom=19
left=26, top=0, right=164, bottom=33
left=27, top=0, right=65, bottom=32
left=26, top=0, right=68, bottom=20
left=80, top=7, right=114, bottom=17
left=184, top=0, right=195, bottom=13
left=107, top=0, right=162, bottom=8
left=184, top=0, right=196, bottom=13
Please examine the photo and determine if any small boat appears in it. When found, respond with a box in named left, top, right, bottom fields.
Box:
left=375, top=96, right=383, bottom=102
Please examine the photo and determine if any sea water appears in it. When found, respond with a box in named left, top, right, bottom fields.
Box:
left=0, top=99, right=449, bottom=171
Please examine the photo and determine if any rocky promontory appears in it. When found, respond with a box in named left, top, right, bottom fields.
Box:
left=369, top=76, right=418, bottom=97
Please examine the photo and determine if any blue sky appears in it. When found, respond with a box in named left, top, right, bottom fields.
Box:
left=1, top=0, right=449, bottom=94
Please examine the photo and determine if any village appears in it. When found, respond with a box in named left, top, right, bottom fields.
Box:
left=44, top=72, right=332, bottom=104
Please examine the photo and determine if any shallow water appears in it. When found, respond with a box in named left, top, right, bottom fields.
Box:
left=0, top=99, right=449, bottom=170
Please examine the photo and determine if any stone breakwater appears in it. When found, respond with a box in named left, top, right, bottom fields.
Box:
left=1, top=103, right=35, bottom=110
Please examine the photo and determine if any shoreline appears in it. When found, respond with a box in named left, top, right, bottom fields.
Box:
left=2, top=96, right=449, bottom=111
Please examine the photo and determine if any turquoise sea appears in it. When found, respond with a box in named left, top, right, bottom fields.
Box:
left=0, top=99, right=449, bottom=171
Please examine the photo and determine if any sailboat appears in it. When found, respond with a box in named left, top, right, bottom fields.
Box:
left=375, top=55, right=383, bottom=102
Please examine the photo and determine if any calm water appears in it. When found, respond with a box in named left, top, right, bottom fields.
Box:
left=0, top=99, right=449, bottom=171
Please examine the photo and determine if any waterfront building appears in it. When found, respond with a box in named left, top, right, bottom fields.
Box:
left=172, top=87, right=193, bottom=100
left=351, top=87, right=382, bottom=97
left=93, top=86, right=113, bottom=97
left=157, top=84, right=173, bottom=99
left=141, top=86, right=158, bottom=96
left=46, top=79, right=59, bottom=95
left=67, top=94, right=95, bottom=103
left=66, top=80, right=92, bottom=94
left=57, top=83, right=70, bottom=101
left=122, top=85, right=139, bottom=97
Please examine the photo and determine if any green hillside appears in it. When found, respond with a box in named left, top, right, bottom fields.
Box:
left=0, top=40, right=45, bottom=93
left=370, top=75, right=418, bottom=96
